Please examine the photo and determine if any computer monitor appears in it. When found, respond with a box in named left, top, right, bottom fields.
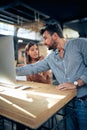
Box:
left=0, top=36, right=28, bottom=89
left=0, top=36, right=16, bottom=85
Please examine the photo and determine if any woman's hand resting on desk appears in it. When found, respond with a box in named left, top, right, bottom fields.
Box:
left=56, top=82, right=76, bottom=90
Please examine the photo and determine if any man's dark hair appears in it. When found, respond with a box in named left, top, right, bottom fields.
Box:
left=40, top=24, right=64, bottom=38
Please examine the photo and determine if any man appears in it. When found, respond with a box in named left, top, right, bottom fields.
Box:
left=16, top=24, right=87, bottom=130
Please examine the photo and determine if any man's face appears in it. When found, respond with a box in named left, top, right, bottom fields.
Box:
left=42, top=31, right=57, bottom=50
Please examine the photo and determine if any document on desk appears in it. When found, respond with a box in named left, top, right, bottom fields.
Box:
left=16, top=76, right=26, bottom=81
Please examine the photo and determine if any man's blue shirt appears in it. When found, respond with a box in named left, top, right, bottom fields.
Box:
left=16, top=38, right=87, bottom=97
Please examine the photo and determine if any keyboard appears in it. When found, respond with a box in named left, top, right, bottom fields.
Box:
left=0, top=82, right=31, bottom=90
left=0, top=82, right=22, bottom=89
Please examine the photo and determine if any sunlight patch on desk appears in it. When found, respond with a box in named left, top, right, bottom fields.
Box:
left=27, top=91, right=65, bottom=99
left=0, top=96, right=36, bottom=118
left=12, top=104, right=36, bottom=118
left=0, top=96, right=12, bottom=104
left=46, top=95, right=65, bottom=108
left=0, top=89, right=33, bottom=102
left=27, top=91, right=66, bottom=109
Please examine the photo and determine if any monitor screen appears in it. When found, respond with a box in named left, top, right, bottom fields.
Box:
left=0, top=36, right=16, bottom=84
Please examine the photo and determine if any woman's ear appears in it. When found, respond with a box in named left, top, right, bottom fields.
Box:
left=26, top=50, right=29, bottom=55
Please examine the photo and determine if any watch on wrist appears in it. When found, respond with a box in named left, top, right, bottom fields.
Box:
left=74, top=81, right=78, bottom=87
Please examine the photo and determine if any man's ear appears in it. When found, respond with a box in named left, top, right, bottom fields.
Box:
left=53, top=32, right=58, bottom=39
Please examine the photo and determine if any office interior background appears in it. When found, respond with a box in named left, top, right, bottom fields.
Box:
left=0, top=0, right=87, bottom=64
left=0, top=0, right=87, bottom=130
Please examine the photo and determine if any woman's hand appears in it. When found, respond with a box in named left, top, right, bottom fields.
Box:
left=17, top=64, right=24, bottom=67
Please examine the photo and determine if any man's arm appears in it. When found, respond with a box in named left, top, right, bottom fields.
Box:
left=16, top=59, right=50, bottom=76
left=56, top=78, right=85, bottom=90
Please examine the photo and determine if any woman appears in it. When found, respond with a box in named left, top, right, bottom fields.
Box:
left=24, top=41, right=52, bottom=84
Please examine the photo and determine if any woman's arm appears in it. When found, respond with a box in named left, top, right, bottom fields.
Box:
left=26, top=70, right=52, bottom=84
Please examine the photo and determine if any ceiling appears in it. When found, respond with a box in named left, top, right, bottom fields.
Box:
left=0, top=0, right=87, bottom=36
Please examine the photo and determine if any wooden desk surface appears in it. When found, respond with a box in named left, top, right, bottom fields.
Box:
left=0, top=81, right=76, bottom=129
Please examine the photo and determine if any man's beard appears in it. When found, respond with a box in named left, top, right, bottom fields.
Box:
left=48, top=46, right=54, bottom=50
left=48, top=41, right=57, bottom=50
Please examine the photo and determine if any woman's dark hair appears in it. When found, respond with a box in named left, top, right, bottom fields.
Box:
left=25, top=41, right=39, bottom=64
left=40, top=24, right=64, bottom=38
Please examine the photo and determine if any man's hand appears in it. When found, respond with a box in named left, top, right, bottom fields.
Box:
left=56, top=82, right=76, bottom=90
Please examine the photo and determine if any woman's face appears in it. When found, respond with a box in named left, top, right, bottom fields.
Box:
left=27, top=45, right=39, bottom=59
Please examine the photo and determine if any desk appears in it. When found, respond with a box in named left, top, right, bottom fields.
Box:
left=0, top=81, right=76, bottom=129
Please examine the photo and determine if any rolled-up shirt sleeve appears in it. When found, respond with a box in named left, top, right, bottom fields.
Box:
left=16, top=58, right=50, bottom=76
